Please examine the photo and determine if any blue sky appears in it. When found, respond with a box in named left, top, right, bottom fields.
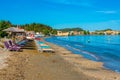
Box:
left=0, top=0, right=120, bottom=31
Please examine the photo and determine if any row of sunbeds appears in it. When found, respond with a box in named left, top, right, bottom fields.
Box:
left=4, top=40, right=27, bottom=51
left=35, top=40, right=55, bottom=53
left=4, top=39, right=55, bottom=53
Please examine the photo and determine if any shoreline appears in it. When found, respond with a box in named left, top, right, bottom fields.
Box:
left=44, top=37, right=120, bottom=72
left=0, top=39, right=120, bottom=80
left=45, top=41, right=120, bottom=80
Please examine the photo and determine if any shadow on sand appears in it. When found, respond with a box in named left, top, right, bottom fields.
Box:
left=21, top=40, right=36, bottom=50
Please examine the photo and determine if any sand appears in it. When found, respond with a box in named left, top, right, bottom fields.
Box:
left=0, top=49, right=11, bottom=70
left=0, top=40, right=120, bottom=80
left=45, top=41, right=120, bottom=80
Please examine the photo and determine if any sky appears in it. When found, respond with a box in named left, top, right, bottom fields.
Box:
left=0, top=0, right=120, bottom=31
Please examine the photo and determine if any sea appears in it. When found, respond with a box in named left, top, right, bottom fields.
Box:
left=45, top=35, right=120, bottom=73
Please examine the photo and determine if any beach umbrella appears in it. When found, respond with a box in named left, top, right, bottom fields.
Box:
left=3, top=27, right=26, bottom=39
left=3, top=27, right=25, bottom=32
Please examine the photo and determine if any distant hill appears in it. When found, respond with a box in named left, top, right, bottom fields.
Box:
left=95, top=28, right=113, bottom=32
left=57, top=27, right=84, bottom=32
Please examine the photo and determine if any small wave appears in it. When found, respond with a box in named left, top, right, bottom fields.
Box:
left=75, top=44, right=84, bottom=47
left=66, top=45, right=99, bottom=60
left=110, top=43, right=120, bottom=46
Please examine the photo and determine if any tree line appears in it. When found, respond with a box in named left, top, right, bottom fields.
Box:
left=57, top=27, right=84, bottom=32
left=57, top=27, right=90, bottom=35
left=0, top=20, right=57, bottom=37
left=20, top=23, right=57, bottom=36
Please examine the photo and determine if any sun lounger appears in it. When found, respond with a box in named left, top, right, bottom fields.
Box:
left=35, top=40, right=55, bottom=53
left=40, top=44, right=48, bottom=46
left=38, top=47, right=55, bottom=53
left=8, top=40, right=27, bottom=47
left=4, top=41, right=21, bottom=51
left=17, top=39, right=28, bottom=46
left=8, top=40, right=22, bottom=47
left=38, top=45, right=55, bottom=53
left=38, top=41, right=45, bottom=44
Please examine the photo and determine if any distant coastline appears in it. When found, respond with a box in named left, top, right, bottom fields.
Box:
left=56, top=28, right=120, bottom=36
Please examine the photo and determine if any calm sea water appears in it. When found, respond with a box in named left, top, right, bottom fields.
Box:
left=45, top=35, right=120, bottom=73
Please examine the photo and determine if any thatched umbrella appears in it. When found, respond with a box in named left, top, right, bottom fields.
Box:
left=3, top=27, right=25, bottom=32
left=3, top=27, right=26, bottom=42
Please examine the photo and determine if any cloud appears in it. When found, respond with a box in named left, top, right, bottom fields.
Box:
left=96, top=10, right=117, bottom=14
left=44, top=0, right=93, bottom=7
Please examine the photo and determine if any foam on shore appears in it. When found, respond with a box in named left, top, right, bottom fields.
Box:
left=45, top=41, right=120, bottom=80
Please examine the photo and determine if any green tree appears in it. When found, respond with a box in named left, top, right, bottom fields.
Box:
left=86, top=30, right=90, bottom=35
left=51, top=29, right=57, bottom=35
left=83, top=30, right=90, bottom=35
left=0, top=20, right=57, bottom=37
left=57, top=27, right=84, bottom=32
left=0, top=20, right=11, bottom=37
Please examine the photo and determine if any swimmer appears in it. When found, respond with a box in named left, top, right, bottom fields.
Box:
left=87, top=40, right=90, bottom=43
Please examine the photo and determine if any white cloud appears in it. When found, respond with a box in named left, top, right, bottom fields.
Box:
left=45, top=0, right=93, bottom=7
left=96, top=10, right=117, bottom=14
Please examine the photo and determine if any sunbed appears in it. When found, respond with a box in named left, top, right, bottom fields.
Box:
left=38, top=47, right=55, bottom=53
left=4, top=41, right=21, bottom=51
left=8, top=40, right=23, bottom=47
left=35, top=40, right=55, bottom=53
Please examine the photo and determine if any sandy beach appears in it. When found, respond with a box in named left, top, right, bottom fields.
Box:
left=0, top=40, right=120, bottom=80
left=45, top=41, right=120, bottom=80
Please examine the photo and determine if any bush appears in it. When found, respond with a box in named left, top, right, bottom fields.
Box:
left=0, top=31, right=8, bottom=38
left=0, top=44, right=4, bottom=48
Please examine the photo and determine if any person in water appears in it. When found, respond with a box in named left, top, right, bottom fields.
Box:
left=87, top=40, right=90, bottom=43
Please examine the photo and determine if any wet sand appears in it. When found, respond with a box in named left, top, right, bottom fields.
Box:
left=45, top=41, right=120, bottom=80
left=0, top=40, right=120, bottom=80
